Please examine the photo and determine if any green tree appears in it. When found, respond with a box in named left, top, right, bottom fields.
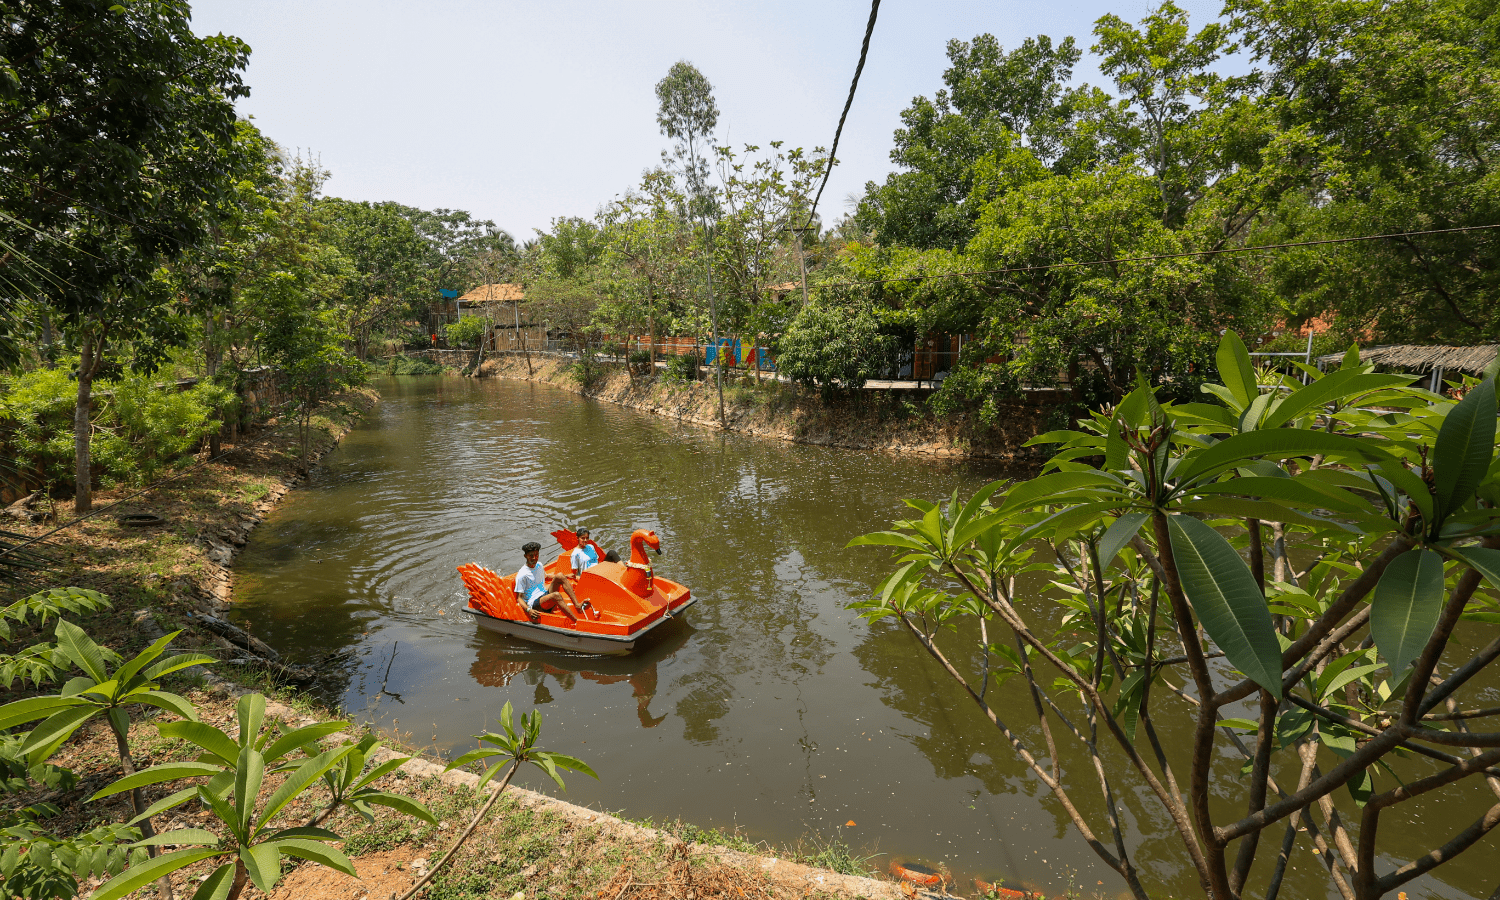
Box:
left=712, top=141, right=826, bottom=373
left=854, top=34, right=1126, bottom=250
left=0, top=0, right=250, bottom=512
left=1227, top=0, right=1500, bottom=343
left=598, top=171, right=696, bottom=365
left=775, top=294, right=898, bottom=394
left=319, top=199, right=429, bottom=360
left=257, top=288, right=363, bottom=473
left=1093, top=1, right=1238, bottom=226
left=841, top=2, right=1282, bottom=417
left=444, top=315, right=487, bottom=350
left=401, top=206, right=516, bottom=296
left=852, top=334, right=1500, bottom=899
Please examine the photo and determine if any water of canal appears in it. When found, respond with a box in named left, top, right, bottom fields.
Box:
left=231, top=376, right=1495, bottom=899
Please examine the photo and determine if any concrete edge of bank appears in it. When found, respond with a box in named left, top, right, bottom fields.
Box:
left=471, top=352, right=1058, bottom=464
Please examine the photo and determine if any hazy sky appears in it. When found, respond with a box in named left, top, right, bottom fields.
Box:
left=191, top=1, right=1232, bottom=241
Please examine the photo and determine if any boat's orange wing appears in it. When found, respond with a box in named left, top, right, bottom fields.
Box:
left=551, top=529, right=579, bottom=551
left=458, top=563, right=526, bottom=620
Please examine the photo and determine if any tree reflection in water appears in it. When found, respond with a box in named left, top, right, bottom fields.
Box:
left=468, top=622, right=695, bottom=729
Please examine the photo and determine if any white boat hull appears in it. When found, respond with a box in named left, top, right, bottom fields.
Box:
left=463, top=597, right=696, bottom=655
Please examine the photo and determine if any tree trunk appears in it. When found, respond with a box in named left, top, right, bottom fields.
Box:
left=469, top=331, right=486, bottom=377
left=225, top=859, right=248, bottom=900
left=112, top=716, right=175, bottom=900
left=701, top=218, right=725, bottom=428
left=647, top=279, right=657, bottom=375
left=73, top=332, right=96, bottom=513
left=206, top=312, right=221, bottom=457
left=304, top=414, right=313, bottom=474
left=41, top=313, right=55, bottom=367
left=795, top=230, right=810, bottom=308
left=396, top=758, right=522, bottom=900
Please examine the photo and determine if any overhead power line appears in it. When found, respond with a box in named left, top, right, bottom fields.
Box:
left=821, top=223, right=1500, bottom=288
left=806, top=0, right=881, bottom=230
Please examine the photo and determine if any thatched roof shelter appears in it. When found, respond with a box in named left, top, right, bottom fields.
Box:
left=458, top=283, right=524, bottom=304
left=1315, top=344, right=1498, bottom=374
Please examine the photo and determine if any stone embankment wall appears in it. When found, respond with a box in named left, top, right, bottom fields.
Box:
left=477, top=351, right=1062, bottom=462
left=387, top=348, right=473, bottom=367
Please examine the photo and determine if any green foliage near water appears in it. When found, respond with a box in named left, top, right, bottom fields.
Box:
left=662, top=353, right=698, bottom=384
left=0, top=4, right=519, bottom=512
left=776, top=297, right=900, bottom=394
left=0, top=367, right=234, bottom=490
left=384, top=356, right=446, bottom=376
left=509, top=0, right=1500, bottom=424
left=566, top=354, right=609, bottom=391
left=852, top=333, right=1500, bottom=899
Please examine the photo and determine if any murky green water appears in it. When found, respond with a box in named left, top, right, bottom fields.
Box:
left=231, top=376, right=1496, bottom=899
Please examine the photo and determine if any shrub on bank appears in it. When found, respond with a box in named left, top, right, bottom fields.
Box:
left=385, top=355, right=446, bottom=375
left=776, top=299, right=899, bottom=394
left=627, top=349, right=653, bottom=378
left=662, top=352, right=697, bottom=383
left=568, top=354, right=609, bottom=390
left=0, top=366, right=233, bottom=489
left=444, top=316, right=487, bottom=350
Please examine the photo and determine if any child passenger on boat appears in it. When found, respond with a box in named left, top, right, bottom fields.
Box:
left=516, top=542, right=585, bottom=623
left=570, top=527, right=620, bottom=576
left=571, top=527, right=600, bottom=575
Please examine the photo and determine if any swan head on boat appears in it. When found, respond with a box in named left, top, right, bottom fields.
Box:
left=630, top=529, right=662, bottom=563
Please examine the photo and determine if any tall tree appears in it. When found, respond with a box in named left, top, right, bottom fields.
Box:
left=1093, top=0, right=1238, bottom=226
left=854, top=34, right=1127, bottom=250
left=397, top=205, right=516, bottom=295
left=713, top=141, right=826, bottom=375
left=656, top=60, right=727, bottom=426
left=600, top=169, right=696, bottom=366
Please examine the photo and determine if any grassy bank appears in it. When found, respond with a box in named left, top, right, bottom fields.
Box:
left=0, top=387, right=909, bottom=900
left=476, top=353, right=1055, bottom=462
left=32, top=687, right=901, bottom=900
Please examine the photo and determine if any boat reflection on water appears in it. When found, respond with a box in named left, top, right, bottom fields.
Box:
left=468, top=620, right=694, bottom=729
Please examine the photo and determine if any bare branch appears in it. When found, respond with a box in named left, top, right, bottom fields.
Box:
left=1425, top=704, right=1500, bottom=722
left=893, top=613, right=1149, bottom=896
left=1374, top=802, right=1500, bottom=894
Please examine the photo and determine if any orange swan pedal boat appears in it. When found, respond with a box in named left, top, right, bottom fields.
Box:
left=457, top=528, right=694, bottom=655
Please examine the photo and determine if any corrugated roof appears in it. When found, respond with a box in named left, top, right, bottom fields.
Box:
left=458, top=283, right=524, bottom=303
left=1315, top=344, right=1499, bottom=374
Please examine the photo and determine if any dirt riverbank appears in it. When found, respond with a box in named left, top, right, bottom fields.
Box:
left=1, top=387, right=922, bottom=900
left=478, top=353, right=1059, bottom=462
